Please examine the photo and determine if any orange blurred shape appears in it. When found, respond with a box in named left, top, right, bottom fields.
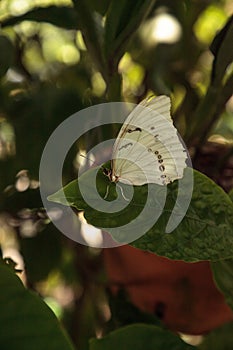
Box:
left=104, top=245, right=233, bottom=334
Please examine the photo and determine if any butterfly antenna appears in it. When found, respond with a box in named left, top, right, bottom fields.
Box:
left=79, top=153, right=97, bottom=166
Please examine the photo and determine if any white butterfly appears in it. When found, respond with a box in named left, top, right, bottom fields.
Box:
left=105, top=95, right=187, bottom=186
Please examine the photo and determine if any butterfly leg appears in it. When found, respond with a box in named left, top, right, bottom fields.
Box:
left=116, top=183, right=130, bottom=202
left=104, top=185, right=110, bottom=199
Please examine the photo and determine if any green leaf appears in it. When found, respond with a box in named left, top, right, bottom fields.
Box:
left=89, top=324, right=195, bottom=350
left=48, top=165, right=118, bottom=212
left=48, top=165, right=152, bottom=232
left=0, top=35, right=14, bottom=78
left=49, top=167, right=233, bottom=262
left=1, top=6, right=79, bottom=30
left=132, top=169, right=233, bottom=261
left=107, top=289, right=162, bottom=331
left=104, top=0, right=155, bottom=63
left=0, top=261, right=74, bottom=350
left=211, top=258, right=233, bottom=310
left=210, top=15, right=233, bottom=83
left=229, top=188, right=233, bottom=203
left=198, top=321, right=233, bottom=350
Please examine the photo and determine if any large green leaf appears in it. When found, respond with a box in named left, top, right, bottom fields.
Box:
left=198, top=322, right=233, bottom=350
left=1, top=6, right=79, bottom=30
left=210, top=188, right=233, bottom=309
left=0, top=261, right=74, bottom=350
left=131, top=169, right=233, bottom=261
left=210, top=188, right=233, bottom=310
left=229, top=188, right=233, bottom=203
left=48, top=166, right=233, bottom=262
left=211, top=190, right=233, bottom=309
left=211, top=258, right=233, bottom=310
left=89, top=324, right=195, bottom=350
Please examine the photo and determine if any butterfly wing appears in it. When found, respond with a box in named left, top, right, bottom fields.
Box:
left=112, top=95, right=187, bottom=185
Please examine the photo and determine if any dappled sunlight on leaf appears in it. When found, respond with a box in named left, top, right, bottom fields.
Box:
left=75, top=30, right=87, bottom=51
left=141, top=12, right=182, bottom=45
left=79, top=212, right=104, bottom=248
left=119, top=53, right=145, bottom=98
left=0, top=119, right=15, bottom=159
left=0, top=0, right=73, bottom=19
left=58, top=44, right=80, bottom=65
left=91, top=72, right=106, bottom=97
left=15, top=170, right=30, bottom=191
left=194, top=5, right=227, bottom=44
left=0, top=213, right=26, bottom=283
left=179, top=333, right=203, bottom=346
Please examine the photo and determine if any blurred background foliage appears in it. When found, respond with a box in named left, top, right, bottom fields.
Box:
left=0, top=0, right=233, bottom=349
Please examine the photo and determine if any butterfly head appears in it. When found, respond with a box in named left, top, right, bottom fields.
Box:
left=103, top=167, right=119, bottom=183
left=111, top=174, right=119, bottom=183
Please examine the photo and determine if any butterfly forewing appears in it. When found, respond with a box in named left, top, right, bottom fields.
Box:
left=111, top=95, right=187, bottom=186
